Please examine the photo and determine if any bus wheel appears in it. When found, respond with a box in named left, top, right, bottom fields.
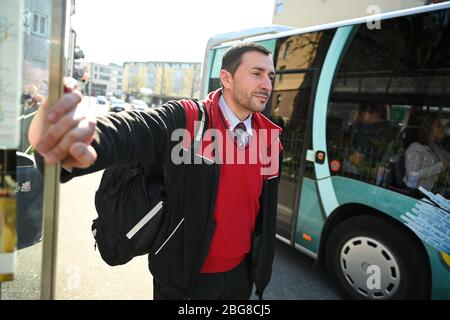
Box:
left=325, top=215, right=429, bottom=299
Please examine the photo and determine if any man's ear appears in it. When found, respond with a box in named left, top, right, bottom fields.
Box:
left=219, top=69, right=232, bottom=89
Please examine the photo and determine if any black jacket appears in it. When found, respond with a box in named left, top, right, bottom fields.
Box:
left=51, top=90, right=283, bottom=299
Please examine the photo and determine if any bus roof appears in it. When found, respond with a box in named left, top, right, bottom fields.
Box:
left=200, top=1, right=450, bottom=97
left=211, top=1, right=450, bottom=49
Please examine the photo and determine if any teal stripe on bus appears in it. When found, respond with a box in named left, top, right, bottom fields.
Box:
left=313, top=25, right=354, bottom=216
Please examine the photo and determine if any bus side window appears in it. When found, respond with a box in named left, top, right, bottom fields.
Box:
left=327, top=8, right=450, bottom=199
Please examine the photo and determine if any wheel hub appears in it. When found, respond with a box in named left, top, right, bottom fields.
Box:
left=340, top=236, right=400, bottom=299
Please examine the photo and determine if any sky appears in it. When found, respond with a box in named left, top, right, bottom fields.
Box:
left=73, top=0, right=275, bottom=65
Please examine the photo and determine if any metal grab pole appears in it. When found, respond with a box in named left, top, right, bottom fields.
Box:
left=40, top=0, right=68, bottom=300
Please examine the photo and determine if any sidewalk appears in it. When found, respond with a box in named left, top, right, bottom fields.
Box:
left=56, top=171, right=153, bottom=299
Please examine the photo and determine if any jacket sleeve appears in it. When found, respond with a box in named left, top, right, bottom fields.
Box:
left=36, top=101, right=187, bottom=183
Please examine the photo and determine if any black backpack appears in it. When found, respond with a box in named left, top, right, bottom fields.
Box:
left=92, top=101, right=206, bottom=266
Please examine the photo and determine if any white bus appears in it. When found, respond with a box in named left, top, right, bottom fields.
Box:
left=201, top=2, right=450, bottom=299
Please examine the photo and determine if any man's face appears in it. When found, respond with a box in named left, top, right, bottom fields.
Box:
left=222, top=51, right=275, bottom=114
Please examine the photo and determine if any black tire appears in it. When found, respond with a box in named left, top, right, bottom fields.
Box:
left=325, top=215, right=430, bottom=300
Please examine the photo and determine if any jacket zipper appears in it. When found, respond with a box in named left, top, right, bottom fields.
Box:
left=255, top=179, right=270, bottom=300
left=187, top=163, right=220, bottom=298
left=154, top=217, right=185, bottom=255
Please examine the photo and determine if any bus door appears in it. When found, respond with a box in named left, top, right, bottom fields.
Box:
left=271, top=30, right=336, bottom=251
left=272, top=70, right=316, bottom=243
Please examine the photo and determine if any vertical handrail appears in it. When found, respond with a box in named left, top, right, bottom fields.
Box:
left=40, top=0, right=68, bottom=300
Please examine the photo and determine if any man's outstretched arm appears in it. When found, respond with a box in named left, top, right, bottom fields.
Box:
left=28, top=81, right=187, bottom=180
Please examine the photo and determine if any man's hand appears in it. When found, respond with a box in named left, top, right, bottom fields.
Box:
left=28, top=78, right=97, bottom=168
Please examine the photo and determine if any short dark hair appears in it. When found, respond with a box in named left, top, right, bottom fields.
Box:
left=221, top=42, right=271, bottom=76
left=359, top=103, right=388, bottom=120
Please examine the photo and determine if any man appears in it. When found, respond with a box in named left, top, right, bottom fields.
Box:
left=29, top=43, right=282, bottom=300
left=347, top=103, right=398, bottom=167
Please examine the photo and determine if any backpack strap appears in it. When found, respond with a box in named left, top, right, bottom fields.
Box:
left=194, top=101, right=205, bottom=143
left=192, top=101, right=207, bottom=153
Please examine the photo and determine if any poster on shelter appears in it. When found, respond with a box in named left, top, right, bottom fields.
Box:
left=0, top=0, right=22, bottom=281
left=0, top=150, right=17, bottom=281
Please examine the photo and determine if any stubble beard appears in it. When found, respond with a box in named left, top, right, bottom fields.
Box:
left=235, top=92, right=267, bottom=115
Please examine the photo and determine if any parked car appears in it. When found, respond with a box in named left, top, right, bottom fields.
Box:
left=96, top=95, right=108, bottom=105
left=110, top=99, right=126, bottom=112
left=131, top=99, right=148, bottom=111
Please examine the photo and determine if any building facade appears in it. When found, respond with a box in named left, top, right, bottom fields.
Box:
left=272, top=0, right=429, bottom=28
left=123, top=61, right=201, bottom=106
left=74, top=61, right=124, bottom=98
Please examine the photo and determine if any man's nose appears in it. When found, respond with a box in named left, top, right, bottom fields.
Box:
left=261, top=75, right=272, bottom=92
